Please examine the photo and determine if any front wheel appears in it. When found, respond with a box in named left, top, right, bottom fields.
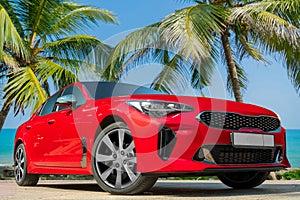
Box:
left=218, top=171, right=269, bottom=189
left=14, top=143, right=39, bottom=186
left=92, top=122, right=157, bottom=194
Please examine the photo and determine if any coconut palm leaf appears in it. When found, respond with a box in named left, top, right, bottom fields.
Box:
left=105, top=4, right=226, bottom=93
left=231, top=1, right=300, bottom=47
left=13, top=0, right=62, bottom=43
left=226, top=60, right=248, bottom=94
left=118, top=48, right=194, bottom=93
left=0, top=1, right=117, bottom=130
left=0, top=0, right=24, bottom=37
left=38, top=59, right=78, bottom=89
left=282, top=47, right=300, bottom=93
left=231, top=21, right=266, bottom=62
left=231, top=0, right=300, bottom=92
left=159, top=3, right=227, bottom=61
left=231, top=0, right=300, bottom=19
left=0, top=4, right=27, bottom=60
left=104, top=23, right=162, bottom=81
left=151, top=54, right=195, bottom=94
left=4, top=67, right=47, bottom=114
left=44, top=35, right=109, bottom=61
left=43, top=3, right=117, bottom=40
left=115, top=46, right=213, bottom=93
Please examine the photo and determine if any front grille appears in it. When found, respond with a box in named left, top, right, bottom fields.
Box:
left=194, top=145, right=280, bottom=164
left=197, top=111, right=280, bottom=132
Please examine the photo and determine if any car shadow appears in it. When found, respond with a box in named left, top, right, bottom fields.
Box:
left=149, top=181, right=300, bottom=197
left=37, top=182, right=102, bottom=192
left=38, top=181, right=300, bottom=197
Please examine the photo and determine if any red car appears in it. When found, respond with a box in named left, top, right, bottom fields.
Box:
left=14, top=82, right=290, bottom=194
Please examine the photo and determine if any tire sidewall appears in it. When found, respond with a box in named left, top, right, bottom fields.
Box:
left=91, top=122, right=150, bottom=194
left=14, top=144, right=28, bottom=185
left=218, top=171, right=269, bottom=189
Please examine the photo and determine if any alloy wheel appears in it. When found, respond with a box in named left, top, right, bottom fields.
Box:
left=94, top=128, right=140, bottom=189
left=14, top=146, right=25, bottom=183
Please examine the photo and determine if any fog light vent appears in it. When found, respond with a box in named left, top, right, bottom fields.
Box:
left=275, top=148, right=283, bottom=162
left=193, top=147, right=216, bottom=163
left=158, top=126, right=176, bottom=160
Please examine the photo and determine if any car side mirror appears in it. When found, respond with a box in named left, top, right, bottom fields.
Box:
left=56, top=94, right=77, bottom=108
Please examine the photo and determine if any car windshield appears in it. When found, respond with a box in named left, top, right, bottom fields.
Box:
left=82, top=82, right=165, bottom=100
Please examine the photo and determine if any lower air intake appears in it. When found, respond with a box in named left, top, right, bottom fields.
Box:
left=194, top=145, right=281, bottom=164
left=158, top=126, right=176, bottom=160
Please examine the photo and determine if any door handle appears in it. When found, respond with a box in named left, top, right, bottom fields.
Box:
left=25, top=125, right=32, bottom=130
left=48, top=119, right=55, bottom=125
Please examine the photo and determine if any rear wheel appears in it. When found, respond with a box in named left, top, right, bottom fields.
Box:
left=218, top=171, right=269, bottom=189
left=92, top=122, right=157, bottom=194
left=14, top=143, right=39, bottom=186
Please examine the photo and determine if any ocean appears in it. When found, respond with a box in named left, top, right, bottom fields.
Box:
left=0, top=129, right=299, bottom=168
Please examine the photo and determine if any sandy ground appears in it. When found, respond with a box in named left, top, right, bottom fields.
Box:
left=0, top=180, right=300, bottom=200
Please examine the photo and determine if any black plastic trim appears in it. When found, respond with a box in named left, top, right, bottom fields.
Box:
left=158, top=126, right=177, bottom=161
left=142, top=166, right=285, bottom=177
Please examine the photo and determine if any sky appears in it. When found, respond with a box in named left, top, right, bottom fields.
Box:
left=2, top=0, right=300, bottom=129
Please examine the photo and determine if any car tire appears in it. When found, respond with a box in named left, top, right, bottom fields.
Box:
left=14, top=143, right=39, bottom=186
left=218, top=171, right=269, bottom=189
left=92, top=122, right=157, bottom=194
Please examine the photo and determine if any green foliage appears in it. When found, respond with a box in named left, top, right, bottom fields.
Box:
left=105, top=0, right=300, bottom=98
left=0, top=0, right=117, bottom=116
left=0, top=4, right=26, bottom=60
left=277, top=170, right=300, bottom=180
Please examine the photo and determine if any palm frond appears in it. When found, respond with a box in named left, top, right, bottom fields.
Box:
left=13, top=0, right=62, bottom=40
left=104, top=23, right=162, bottom=81
left=160, top=3, right=227, bottom=61
left=235, top=34, right=266, bottom=62
left=120, top=48, right=168, bottom=79
left=230, top=1, right=300, bottom=95
left=0, top=0, right=24, bottom=37
left=119, top=47, right=194, bottom=93
left=43, top=3, right=117, bottom=39
left=231, top=0, right=300, bottom=20
left=0, top=4, right=27, bottom=60
left=231, top=1, right=300, bottom=49
left=117, top=47, right=213, bottom=93
left=44, top=35, right=108, bottom=61
left=151, top=54, right=193, bottom=94
left=85, top=43, right=113, bottom=79
left=38, top=59, right=78, bottom=89
left=226, top=60, right=248, bottom=95
left=282, top=46, right=300, bottom=93
left=4, top=67, right=47, bottom=115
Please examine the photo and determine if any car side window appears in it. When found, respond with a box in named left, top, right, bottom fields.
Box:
left=58, top=85, right=86, bottom=110
left=38, top=92, right=61, bottom=116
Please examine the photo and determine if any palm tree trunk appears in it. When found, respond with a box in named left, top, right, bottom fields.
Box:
left=221, top=29, right=243, bottom=102
left=0, top=100, right=11, bottom=131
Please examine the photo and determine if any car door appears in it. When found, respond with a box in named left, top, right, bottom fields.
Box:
left=30, top=85, right=86, bottom=168
left=29, top=91, right=62, bottom=166
left=48, top=85, right=87, bottom=168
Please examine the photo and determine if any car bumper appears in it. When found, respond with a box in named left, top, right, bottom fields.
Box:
left=123, top=110, right=291, bottom=173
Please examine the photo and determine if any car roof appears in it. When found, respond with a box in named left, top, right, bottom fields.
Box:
left=80, top=81, right=164, bottom=99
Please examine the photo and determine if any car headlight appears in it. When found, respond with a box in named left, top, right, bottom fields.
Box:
left=127, top=100, right=194, bottom=118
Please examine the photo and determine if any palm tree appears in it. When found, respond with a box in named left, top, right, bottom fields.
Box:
left=103, top=0, right=299, bottom=101
left=0, top=0, right=117, bottom=130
